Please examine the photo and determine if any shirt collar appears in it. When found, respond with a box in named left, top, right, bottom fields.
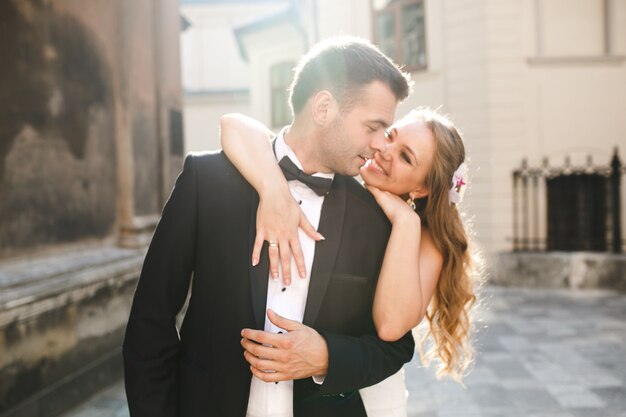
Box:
left=275, top=127, right=335, bottom=181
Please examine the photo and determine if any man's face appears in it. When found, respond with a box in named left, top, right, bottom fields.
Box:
left=317, top=81, right=398, bottom=176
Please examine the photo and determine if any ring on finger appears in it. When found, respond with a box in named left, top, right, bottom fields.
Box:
left=268, top=241, right=278, bottom=248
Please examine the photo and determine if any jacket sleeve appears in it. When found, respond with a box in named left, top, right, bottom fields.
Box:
left=315, top=329, right=415, bottom=396
left=123, top=154, right=198, bottom=417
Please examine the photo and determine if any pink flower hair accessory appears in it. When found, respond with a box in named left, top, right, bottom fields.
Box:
left=448, top=162, right=467, bottom=204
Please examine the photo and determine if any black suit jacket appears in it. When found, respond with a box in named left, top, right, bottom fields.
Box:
left=123, top=152, right=415, bottom=417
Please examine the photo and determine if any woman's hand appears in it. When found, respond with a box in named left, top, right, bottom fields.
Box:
left=365, top=185, right=420, bottom=225
left=252, top=186, right=323, bottom=286
left=367, top=185, right=439, bottom=342
left=220, top=113, right=324, bottom=285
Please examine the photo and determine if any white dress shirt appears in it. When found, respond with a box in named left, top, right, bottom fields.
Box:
left=246, top=131, right=334, bottom=417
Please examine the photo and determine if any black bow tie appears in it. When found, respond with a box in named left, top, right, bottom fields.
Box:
left=278, top=156, right=333, bottom=196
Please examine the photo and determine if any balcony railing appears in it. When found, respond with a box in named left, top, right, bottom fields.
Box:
left=512, top=148, right=624, bottom=253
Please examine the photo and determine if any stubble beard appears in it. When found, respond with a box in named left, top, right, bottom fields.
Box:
left=318, top=120, right=359, bottom=176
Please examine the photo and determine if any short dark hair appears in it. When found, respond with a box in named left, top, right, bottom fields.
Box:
left=288, top=36, right=412, bottom=115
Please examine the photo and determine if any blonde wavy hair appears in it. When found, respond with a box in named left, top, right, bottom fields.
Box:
left=407, top=108, right=484, bottom=382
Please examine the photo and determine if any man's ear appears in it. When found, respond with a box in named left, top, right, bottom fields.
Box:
left=310, top=90, right=339, bottom=126
left=410, top=187, right=429, bottom=200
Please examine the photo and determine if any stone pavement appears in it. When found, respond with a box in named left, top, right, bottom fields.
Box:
left=60, top=285, right=626, bottom=417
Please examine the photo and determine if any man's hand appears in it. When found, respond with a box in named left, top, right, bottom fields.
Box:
left=241, top=309, right=329, bottom=383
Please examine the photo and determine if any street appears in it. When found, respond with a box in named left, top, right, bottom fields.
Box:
left=62, top=285, right=626, bottom=417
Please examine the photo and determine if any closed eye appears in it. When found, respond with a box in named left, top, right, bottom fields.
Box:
left=385, top=128, right=396, bottom=141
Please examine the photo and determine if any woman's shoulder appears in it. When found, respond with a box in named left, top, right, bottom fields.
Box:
left=420, top=227, right=444, bottom=259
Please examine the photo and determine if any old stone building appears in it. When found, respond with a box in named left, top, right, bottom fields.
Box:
left=0, top=0, right=183, bottom=415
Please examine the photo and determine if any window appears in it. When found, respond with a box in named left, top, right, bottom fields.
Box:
left=372, top=0, right=427, bottom=71
left=546, top=174, right=607, bottom=251
left=270, top=61, right=294, bottom=128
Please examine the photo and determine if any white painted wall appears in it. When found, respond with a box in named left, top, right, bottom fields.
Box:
left=538, top=0, right=606, bottom=56
left=180, top=1, right=288, bottom=91
left=315, top=0, right=372, bottom=40
left=239, top=21, right=307, bottom=128
left=184, top=93, right=250, bottom=152
left=179, top=1, right=289, bottom=153
left=484, top=0, right=626, bottom=252
left=396, top=0, right=493, bottom=250
left=399, top=0, right=626, bottom=253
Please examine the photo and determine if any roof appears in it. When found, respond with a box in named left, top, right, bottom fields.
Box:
left=180, top=0, right=282, bottom=5
left=234, top=4, right=305, bottom=61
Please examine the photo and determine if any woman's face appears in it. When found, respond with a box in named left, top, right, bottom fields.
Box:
left=360, top=117, right=435, bottom=197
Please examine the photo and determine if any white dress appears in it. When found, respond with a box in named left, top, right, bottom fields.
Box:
left=359, top=369, right=408, bottom=417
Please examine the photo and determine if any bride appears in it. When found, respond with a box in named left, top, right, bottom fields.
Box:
left=220, top=107, right=482, bottom=416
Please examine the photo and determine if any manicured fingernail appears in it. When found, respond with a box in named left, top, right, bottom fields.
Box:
left=252, top=258, right=258, bottom=266
left=299, top=270, right=306, bottom=278
left=285, top=279, right=291, bottom=286
left=272, top=273, right=279, bottom=280
left=318, top=233, right=325, bottom=240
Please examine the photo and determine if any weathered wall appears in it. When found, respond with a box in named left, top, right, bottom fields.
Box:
left=0, top=0, right=183, bottom=258
left=124, top=0, right=161, bottom=217
left=0, top=0, right=183, bottom=413
left=154, top=0, right=186, bottom=203
left=0, top=0, right=116, bottom=257
left=0, top=248, right=143, bottom=414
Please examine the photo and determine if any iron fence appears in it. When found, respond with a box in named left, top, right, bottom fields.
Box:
left=512, top=148, right=624, bottom=253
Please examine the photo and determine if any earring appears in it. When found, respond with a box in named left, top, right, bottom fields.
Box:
left=407, top=197, right=416, bottom=210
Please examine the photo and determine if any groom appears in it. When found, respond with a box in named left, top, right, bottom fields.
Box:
left=123, top=37, right=413, bottom=417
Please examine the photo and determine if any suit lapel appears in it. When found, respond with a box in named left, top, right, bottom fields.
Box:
left=249, top=138, right=279, bottom=330
left=302, top=176, right=347, bottom=326
left=249, top=192, right=269, bottom=330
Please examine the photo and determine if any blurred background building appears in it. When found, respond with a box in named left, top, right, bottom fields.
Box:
left=181, top=0, right=626, bottom=284
left=1, top=0, right=625, bottom=416
left=0, top=0, right=183, bottom=415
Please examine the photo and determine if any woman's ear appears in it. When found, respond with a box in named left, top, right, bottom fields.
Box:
left=410, top=187, right=429, bottom=200
left=311, top=90, right=339, bottom=126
